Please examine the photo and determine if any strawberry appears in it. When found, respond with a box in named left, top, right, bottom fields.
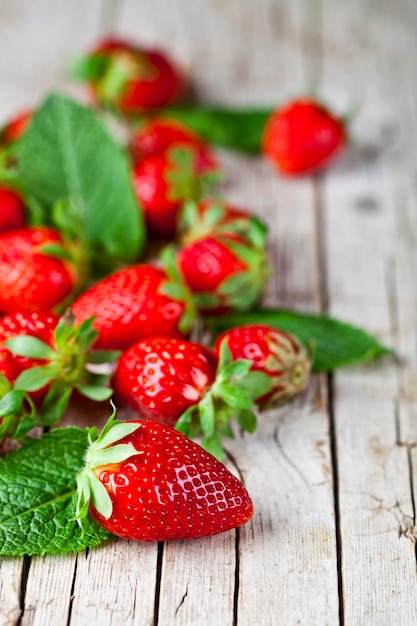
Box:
left=132, top=146, right=220, bottom=239
left=176, top=233, right=269, bottom=314
left=2, top=309, right=118, bottom=431
left=0, top=227, right=78, bottom=314
left=129, top=117, right=218, bottom=173
left=112, top=335, right=273, bottom=459
left=262, top=97, right=346, bottom=175
left=178, top=199, right=268, bottom=247
left=76, top=409, right=254, bottom=542
left=113, top=336, right=218, bottom=427
left=73, top=37, right=184, bottom=114
left=0, top=186, right=25, bottom=233
left=214, top=325, right=312, bottom=409
left=72, top=263, right=195, bottom=350
left=0, top=110, right=32, bottom=147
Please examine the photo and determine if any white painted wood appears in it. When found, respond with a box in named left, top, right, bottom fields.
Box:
left=2, top=0, right=417, bottom=624
left=69, top=541, right=159, bottom=626
left=21, top=555, right=77, bottom=626
left=0, top=559, right=24, bottom=626
left=320, top=0, right=417, bottom=623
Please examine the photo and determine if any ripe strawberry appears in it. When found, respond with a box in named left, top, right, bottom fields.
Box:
left=112, top=335, right=273, bottom=459
left=72, top=264, right=195, bottom=350
left=0, top=227, right=78, bottom=314
left=178, top=199, right=268, bottom=247
left=214, top=325, right=312, bottom=409
left=74, top=37, right=183, bottom=114
left=0, top=110, right=32, bottom=147
left=176, top=233, right=269, bottom=314
left=132, top=146, right=220, bottom=239
left=76, top=410, right=254, bottom=542
left=2, top=309, right=117, bottom=431
left=263, top=98, right=346, bottom=175
left=113, top=336, right=218, bottom=426
left=0, top=186, right=25, bottom=233
left=129, top=117, right=218, bottom=173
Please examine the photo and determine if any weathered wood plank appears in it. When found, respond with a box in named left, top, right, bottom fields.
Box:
left=0, top=559, right=24, bottom=626
left=114, top=1, right=340, bottom=624
left=320, top=0, right=417, bottom=621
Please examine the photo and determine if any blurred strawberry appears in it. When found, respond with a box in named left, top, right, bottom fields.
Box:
left=132, top=145, right=221, bottom=239
left=177, top=199, right=268, bottom=247
left=263, top=97, right=346, bottom=175
left=129, top=117, right=218, bottom=172
left=73, top=37, right=184, bottom=113
left=0, top=227, right=79, bottom=314
left=0, top=110, right=32, bottom=147
left=176, top=233, right=269, bottom=314
left=0, top=186, right=26, bottom=233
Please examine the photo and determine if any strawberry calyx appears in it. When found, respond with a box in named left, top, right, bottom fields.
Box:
left=76, top=406, right=142, bottom=523
left=175, top=341, right=273, bottom=459
left=179, top=200, right=269, bottom=248
left=192, top=236, right=270, bottom=313
left=5, top=310, right=120, bottom=426
left=165, top=146, right=222, bottom=205
left=0, top=373, right=38, bottom=444
left=159, top=245, right=198, bottom=335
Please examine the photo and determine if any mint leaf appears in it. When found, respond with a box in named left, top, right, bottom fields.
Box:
left=165, top=106, right=273, bottom=153
left=206, top=309, right=392, bottom=372
left=16, top=93, right=146, bottom=273
left=0, top=427, right=111, bottom=556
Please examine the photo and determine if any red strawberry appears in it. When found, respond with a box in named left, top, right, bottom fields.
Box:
left=0, top=310, right=59, bottom=384
left=1, top=309, right=117, bottom=433
left=176, top=233, right=269, bottom=314
left=0, top=110, right=32, bottom=146
left=262, top=98, right=346, bottom=175
left=129, top=117, right=218, bottom=173
left=72, top=264, right=195, bottom=350
left=74, top=37, right=184, bottom=114
left=0, top=227, right=78, bottom=314
left=113, top=336, right=218, bottom=426
left=0, top=186, right=25, bottom=233
left=178, top=199, right=268, bottom=247
left=112, top=335, right=273, bottom=459
left=76, top=410, right=254, bottom=542
left=214, top=325, right=311, bottom=409
left=132, top=146, right=220, bottom=239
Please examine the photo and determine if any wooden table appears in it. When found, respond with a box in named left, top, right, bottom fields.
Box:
left=1, top=0, right=417, bottom=624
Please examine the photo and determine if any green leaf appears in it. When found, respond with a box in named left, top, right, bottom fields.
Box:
left=0, top=390, right=25, bottom=417
left=86, top=350, right=121, bottom=364
left=234, top=371, right=274, bottom=400
left=0, top=428, right=111, bottom=556
left=5, top=336, right=58, bottom=360
left=214, top=383, right=254, bottom=409
left=75, top=384, right=113, bottom=402
left=39, top=382, right=73, bottom=426
left=206, top=308, right=392, bottom=372
left=14, top=364, right=60, bottom=392
left=17, top=93, right=146, bottom=273
left=235, top=409, right=258, bottom=434
left=198, top=393, right=215, bottom=439
left=165, top=106, right=273, bottom=154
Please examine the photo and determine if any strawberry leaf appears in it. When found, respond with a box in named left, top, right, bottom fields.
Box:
left=16, top=93, right=146, bottom=275
left=14, top=364, right=60, bottom=391
left=5, top=336, right=58, bottom=360
left=75, top=384, right=113, bottom=402
left=0, top=427, right=111, bottom=556
left=165, top=106, right=273, bottom=154
left=0, top=390, right=25, bottom=416
left=206, top=309, right=392, bottom=372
